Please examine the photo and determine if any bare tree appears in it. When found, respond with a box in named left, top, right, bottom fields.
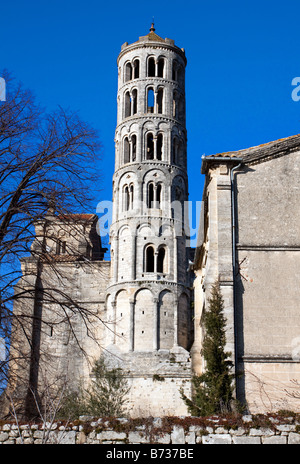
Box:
left=0, top=71, right=106, bottom=419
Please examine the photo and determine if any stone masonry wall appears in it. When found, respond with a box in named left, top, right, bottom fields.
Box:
left=235, top=151, right=300, bottom=413
left=1, top=414, right=300, bottom=444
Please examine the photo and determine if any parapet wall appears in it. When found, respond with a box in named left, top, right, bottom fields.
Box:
left=1, top=414, right=300, bottom=444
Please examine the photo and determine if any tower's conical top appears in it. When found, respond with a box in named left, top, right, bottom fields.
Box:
left=119, top=22, right=186, bottom=62
left=146, top=23, right=164, bottom=42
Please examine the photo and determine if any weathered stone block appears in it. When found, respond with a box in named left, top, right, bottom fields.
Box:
left=77, top=431, right=87, bottom=444
left=249, top=428, right=274, bottom=436
left=276, top=424, right=295, bottom=433
left=128, top=431, right=148, bottom=443
left=202, top=434, right=232, bottom=444
left=153, top=433, right=171, bottom=444
left=0, top=432, right=9, bottom=442
left=23, top=437, right=34, bottom=444
left=47, top=430, right=76, bottom=444
left=288, top=432, right=300, bottom=444
left=229, top=427, right=246, bottom=436
left=171, top=426, right=185, bottom=444
left=97, top=431, right=127, bottom=441
left=262, top=436, right=287, bottom=444
left=215, top=426, right=228, bottom=434
left=232, top=436, right=261, bottom=445
left=185, top=431, right=196, bottom=444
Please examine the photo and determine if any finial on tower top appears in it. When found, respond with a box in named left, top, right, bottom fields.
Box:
left=150, top=20, right=155, bottom=32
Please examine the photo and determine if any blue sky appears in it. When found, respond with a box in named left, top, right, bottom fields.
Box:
left=1, top=0, right=300, bottom=243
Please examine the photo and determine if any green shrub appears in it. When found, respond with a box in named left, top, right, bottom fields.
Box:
left=57, top=358, right=130, bottom=420
left=181, top=281, right=234, bottom=416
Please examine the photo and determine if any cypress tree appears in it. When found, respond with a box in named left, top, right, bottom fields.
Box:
left=181, top=281, right=234, bottom=416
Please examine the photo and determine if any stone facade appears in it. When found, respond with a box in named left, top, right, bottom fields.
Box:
left=104, top=24, right=193, bottom=417
left=5, top=212, right=110, bottom=414
left=193, top=134, right=300, bottom=413
left=4, top=25, right=300, bottom=420
left=4, top=26, right=193, bottom=418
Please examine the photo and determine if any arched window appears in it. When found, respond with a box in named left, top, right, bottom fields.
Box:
left=144, top=245, right=168, bottom=274
left=147, top=88, right=154, bottom=113
left=177, top=140, right=184, bottom=166
left=173, top=91, right=178, bottom=119
left=157, top=133, right=163, bottom=160
left=148, top=182, right=162, bottom=208
left=148, top=57, right=155, bottom=77
left=145, top=245, right=155, bottom=272
left=56, top=240, right=66, bottom=255
left=156, top=183, right=162, bottom=207
left=157, top=58, right=165, bottom=77
left=146, top=133, right=154, bottom=159
left=177, top=65, right=184, bottom=86
left=125, top=62, right=132, bottom=82
left=123, top=184, right=134, bottom=210
left=132, top=89, right=137, bottom=115
left=129, top=184, right=134, bottom=208
left=172, top=61, right=184, bottom=85
left=148, top=182, right=154, bottom=208
left=172, top=60, right=178, bottom=81
left=124, top=137, right=130, bottom=164
left=124, top=185, right=129, bottom=211
left=172, top=138, right=178, bottom=164
left=124, top=91, right=131, bottom=118
left=133, top=59, right=140, bottom=79
left=132, top=134, right=137, bottom=161
left=178, top=95, right=184, bottom=121
left=157, top=247, right=166, bottom=273
left=157, top=88, right=163, bottom=114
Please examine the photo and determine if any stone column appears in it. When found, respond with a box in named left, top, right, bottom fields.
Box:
left=137, top=180, right=143, bottom=214
left=111, top=300, right=117, bottom=344
left=167, top=128, right=172, bottom=164
left=154, top=250, right=158, bottom=274
left=173, top=236, right=178, bottom=281
left=131, top=233, right=136, bottom=280
left=129, top=300, right=135, bottom=351
left=153, top=297, right=159, bottom=350
left=137, top=130, right=142, bottom=163
left=173, top=296, right=179, bottom=347
left=153, top=135, right=157, bottom=160
left=154, top=89, right=158, bottom=115
left=113, top=236, right=119, bottom=284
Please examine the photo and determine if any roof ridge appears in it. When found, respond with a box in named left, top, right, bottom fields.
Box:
left=205, top=133, right=300, bottom=159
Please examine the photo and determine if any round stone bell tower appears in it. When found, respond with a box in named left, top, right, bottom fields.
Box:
left=105, top=25, right=193, bottom=416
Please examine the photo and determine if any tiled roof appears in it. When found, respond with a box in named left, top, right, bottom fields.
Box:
left=145, top=31, right=165, bottom=42
left=58, top=213, right=96, bottom=222
left=136, top=23, right=165, bottom=43
left=201, top=133, right=300, bottom=173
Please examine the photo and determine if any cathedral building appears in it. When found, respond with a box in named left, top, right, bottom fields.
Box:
left=3, top=26, right=300, bottom=418
left=4, top=25, right=194, bottom=418
left=194, top=134, right=300, bottom=413
left=101, top=23, right=194, bottom=416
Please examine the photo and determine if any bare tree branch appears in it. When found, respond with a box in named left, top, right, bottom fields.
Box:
left=0, top=71, right=107, bottom=419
